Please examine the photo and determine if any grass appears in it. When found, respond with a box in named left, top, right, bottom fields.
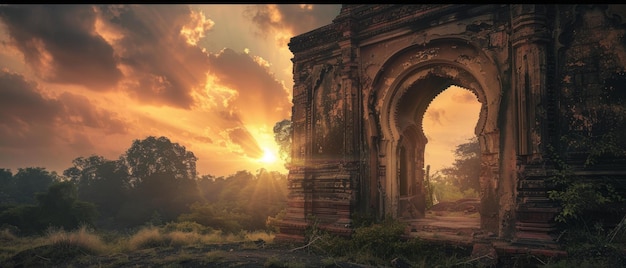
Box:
left=45, top=226, right=107, bottom=254
left=0, top=221, right=277, bottom=267
left=3, top=218, right=623, bottom=267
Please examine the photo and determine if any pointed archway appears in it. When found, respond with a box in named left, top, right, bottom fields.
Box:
left=368, top=39, right=503, bottom=234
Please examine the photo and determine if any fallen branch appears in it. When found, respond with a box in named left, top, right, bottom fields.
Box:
left=35, top=255, right=51, bottom=262
left=530, top=254, right=547, bottom=265
left=454, top=254, right=494, bottom=266
left=289, top=236, right=322, bottom=252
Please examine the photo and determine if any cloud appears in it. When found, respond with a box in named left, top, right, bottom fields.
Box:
left=57, top=92, right=128, bottom=135
left=451, top=89, right=478, bottom=104
left=225, top=126, right=264, bottom=159
left=0, top=69, right=62, bottom=126
left=244, top=4, right=341, bottom=43
left=180, top=9, right=215, bottom=46
left=0, top=5, right=123, bottom=91
left=425, top=107, right=446, bottom=126
left=97, top=5, right=212, bottom=109
left=0, top=69, right=129, bottom=149
left=207, top=48, right=291, bottom=123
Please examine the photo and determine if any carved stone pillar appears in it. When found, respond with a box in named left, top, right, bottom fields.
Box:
left=511, top=4, right=559, bottom=247
left=512, top=4, right=550, bottom=161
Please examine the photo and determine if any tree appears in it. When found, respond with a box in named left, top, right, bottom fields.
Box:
left=0, top=181, right=97, bottom=234
left=117, top=136, right=202, bottom=225
left=0, top=168, right=15, bottom=204
left=36, top=181, right=98, bottom=230
left=120, top=136, right=198, bottom=185
left=273, top=119, right=292, bottom=164
left=63, top=155, right=130, bottom=221
left=441, top=137, right=481, bottom=193
left=12, top=167, right=58, bottom=204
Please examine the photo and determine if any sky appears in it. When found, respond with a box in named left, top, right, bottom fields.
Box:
left=0, top=4, right=480, bottom=177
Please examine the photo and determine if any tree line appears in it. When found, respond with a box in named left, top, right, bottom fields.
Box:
left=0, top=136, right=288, bottom=235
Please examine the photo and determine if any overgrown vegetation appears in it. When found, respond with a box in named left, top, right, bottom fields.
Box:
left=544, top=70, right=626, bottom=266
left=295, top=216, right=474, bottom=267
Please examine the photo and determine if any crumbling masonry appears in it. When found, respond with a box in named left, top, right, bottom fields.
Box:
left=276, top=4, right=626, bottom=249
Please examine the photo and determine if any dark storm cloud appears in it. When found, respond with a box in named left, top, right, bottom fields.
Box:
left=98, top=5, right=211, bottom=109
left=208, top=48, right=290, bottom=122
left=244, top=4, right=341, bottom=36
left=0, top=5, right=123, bottom=90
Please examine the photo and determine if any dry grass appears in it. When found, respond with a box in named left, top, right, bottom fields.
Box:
left=126, top=225, right=275, bottom=250
left=44, top=226, right=107, bottom=254
left=1, top=224, right=277, bottom=267
left=0, top=228, right=17, bottom=242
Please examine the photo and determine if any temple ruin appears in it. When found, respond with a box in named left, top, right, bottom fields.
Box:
left=276, top=4, right=626, bottom=252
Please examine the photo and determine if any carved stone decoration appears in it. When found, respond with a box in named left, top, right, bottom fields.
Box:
left=276, top=5, right=626, bottom=255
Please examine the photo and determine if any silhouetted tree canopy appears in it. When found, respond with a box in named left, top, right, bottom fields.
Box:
left=120, top=136, right=197, bottom=185
left=10, top=167, right=58, bottom=204
left=63, top=155, right=130, bottom=223
left=0, top=181, right=97, bottom=234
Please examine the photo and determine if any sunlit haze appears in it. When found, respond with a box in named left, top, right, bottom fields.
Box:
left=0, top=5, right=480, bottom=177
left=423, top=86, right=481, bottom=173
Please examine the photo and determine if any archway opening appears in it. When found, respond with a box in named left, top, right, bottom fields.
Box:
left=422, top=86, right=481, bottom=220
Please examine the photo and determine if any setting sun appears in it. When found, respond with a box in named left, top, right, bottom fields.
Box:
left=258, top=148, right=278, bottom=164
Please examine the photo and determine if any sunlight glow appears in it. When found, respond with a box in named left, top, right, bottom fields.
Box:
left=423, top=86, right=481, bottom=173
left=180, top=10, right=215, bottom=46
left=258, top=147, right=277, bottom=164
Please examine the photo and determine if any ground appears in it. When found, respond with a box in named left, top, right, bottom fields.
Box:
left=1, top=241, right=372, bottom=268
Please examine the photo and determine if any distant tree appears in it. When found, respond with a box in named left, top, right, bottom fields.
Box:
left=12, top=167, right=58, bottom=204
left=273, top=119, right=292, bottom=164
left=63, top=155, right=130, bottom=221
left=441, top=137, right=481, bottom=193
left=117, top=136, right=202, bottom=225
left=0, top=168, right=15, bottom=204
left=36, top=181, right=98, bottom=230
left=120, top=136, right=197, bottom=185
left=186, top=168, right=288, bottom=232
left=0, top=181, right=97, bottom=234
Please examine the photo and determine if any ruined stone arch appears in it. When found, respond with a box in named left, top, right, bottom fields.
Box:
left=279, top=5, right=626, bottom=249
left=368, top=38, right=502, bottom=231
